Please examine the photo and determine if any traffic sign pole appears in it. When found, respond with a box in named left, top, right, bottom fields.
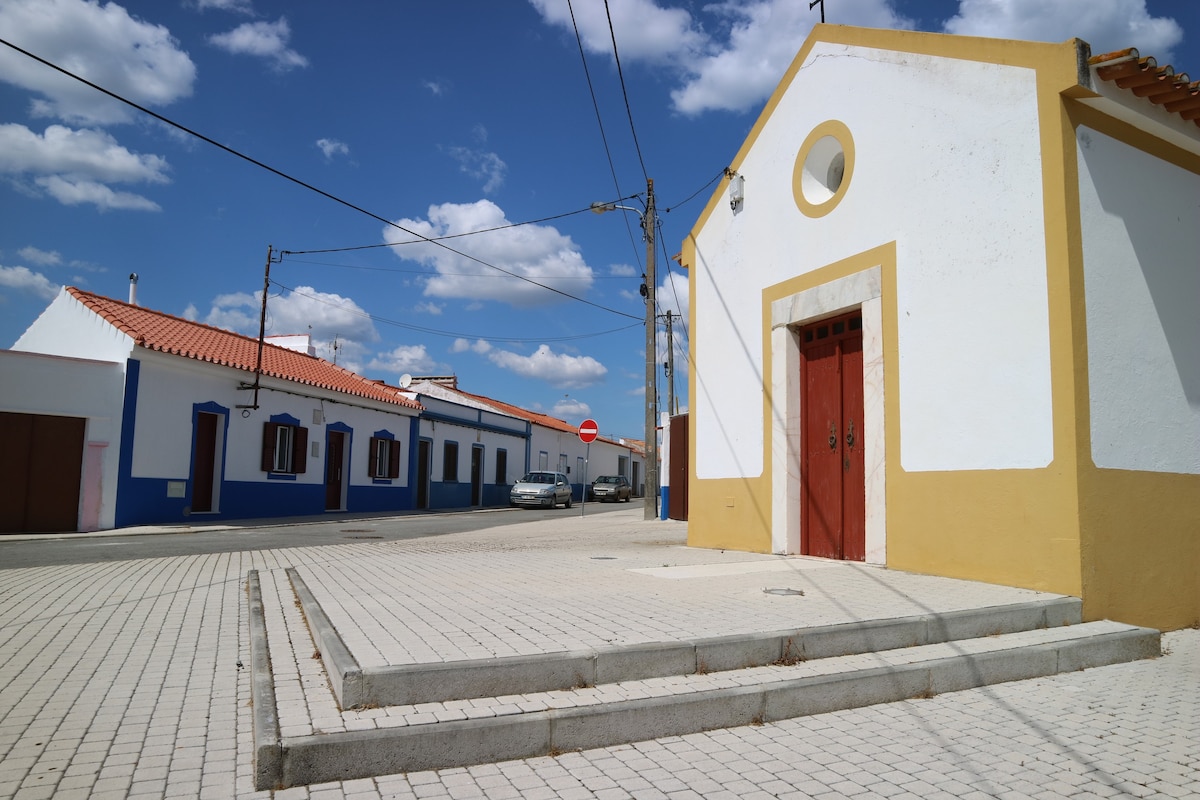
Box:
left=577, top=419, right=598, bottom=517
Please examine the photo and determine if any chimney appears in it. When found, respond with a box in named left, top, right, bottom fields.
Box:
left=128, top=273, right=139, bottom=305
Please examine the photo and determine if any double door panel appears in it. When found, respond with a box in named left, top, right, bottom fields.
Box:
left=801, top=312, right=865, bottom=561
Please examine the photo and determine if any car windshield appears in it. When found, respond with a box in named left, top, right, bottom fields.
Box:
left=596, top=476, right=621, bottom=484
left=521, top=473, right=556, bottom=484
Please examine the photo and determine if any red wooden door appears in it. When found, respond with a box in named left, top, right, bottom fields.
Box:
left=325, top=431, right=345, bottom=511
left=800, top=311, right=866, bottom=561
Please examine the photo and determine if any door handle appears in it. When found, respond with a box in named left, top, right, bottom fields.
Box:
left=846, top=420, right=855, bottom=449
left=828, top=422, right=837, bottom=450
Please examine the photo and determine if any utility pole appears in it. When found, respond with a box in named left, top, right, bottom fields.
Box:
left=665, top=310, right=675, bottom=417
left=643, top=178, right=658, bottom=521
left=643, top=178, right=662, bottom=522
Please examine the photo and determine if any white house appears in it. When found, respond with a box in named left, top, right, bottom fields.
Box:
left=682, top=25, right=1199, bottom=631
left=8, top=287, right=423, bottom=529
left=406, top=379, right=645, bottom=501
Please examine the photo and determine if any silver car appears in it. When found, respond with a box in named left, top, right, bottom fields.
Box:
left=509, top=471, right=573, bottom=508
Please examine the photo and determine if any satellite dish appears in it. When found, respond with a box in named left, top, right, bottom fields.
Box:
left=399, top=374, right=412, bottom=388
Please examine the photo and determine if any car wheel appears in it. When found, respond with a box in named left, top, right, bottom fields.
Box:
left=564, top=494, right=572, bottom=508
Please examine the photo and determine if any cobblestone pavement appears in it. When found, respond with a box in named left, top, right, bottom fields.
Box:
left=0, top=510, right=1195, bottom=799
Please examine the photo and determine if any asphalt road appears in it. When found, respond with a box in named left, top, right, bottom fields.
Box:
left=0, top=501, right=632, bottom=568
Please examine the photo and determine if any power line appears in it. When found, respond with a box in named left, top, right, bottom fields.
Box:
left=283, top=256, right=641, bottom=280
left=0, top=37, right=640, bottom=322
left=604, top=0, right=649, bottom=181
left=281, top=203, right=623, bottom=256
left=663, top=168, right=728, bottom=214
left=269, top=280, right=641, bottom=343
left=567, top=0, right=644, bottom=270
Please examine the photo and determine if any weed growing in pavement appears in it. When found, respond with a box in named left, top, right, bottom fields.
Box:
left=774, top=638, right=805, bottom=666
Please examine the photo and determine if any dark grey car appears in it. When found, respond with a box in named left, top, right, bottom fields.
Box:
left=590, top=475, right=632, bottom=502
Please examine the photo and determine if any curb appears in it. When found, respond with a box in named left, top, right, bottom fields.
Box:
left=247, top=570, right=282, bottom=791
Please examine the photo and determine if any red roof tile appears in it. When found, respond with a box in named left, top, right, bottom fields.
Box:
left=1090, top=48, right=1200, bottom=128
left=67, top=287, right=422, bottom=411
left=450, top=385, right=643, bottom=453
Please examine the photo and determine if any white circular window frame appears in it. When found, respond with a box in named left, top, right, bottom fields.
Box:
left=793, top=120, right=855, bottom=218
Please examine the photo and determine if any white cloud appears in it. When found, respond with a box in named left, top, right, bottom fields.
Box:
left=0, top=265, right=61, bottom=300
left=316, top=138, right=349, bottom=160
left=0, top=124, right=169, bottom=211
left=657, top=269, right=689, bottom=319
left=529, top=0, right=707, bottom=65
left=0, top=0, right=195, bottom=125
left=196, top=0, right=255, bottom=13
left=199, top=286, right=378, bottom=347
left=367, top=344, right=442, bottom=376
left=487, top=344, right=607, bottom=389
left=451, top=337, right=492, bottom=354
left=671, top=0, right=914, bottom=115
left=944, top=0, right=1183, bottom=62
left=17, top=246, right=62, bottom=266
left=383, top=200, right=594, bottom=307
left=424, top=79, right=449, bottom=96
left=0, top=124, right=170, bottom=183
left=609, top=263, right=638, bottom=278
left=414, top=301, right=443, bottom=315
left=446, top=146, right=507, bottom=194
left=209, top=18, right=308, bottom=71
left=553, top=397, right=591, bottom=419
left=35, top=175, right=161, bottom=211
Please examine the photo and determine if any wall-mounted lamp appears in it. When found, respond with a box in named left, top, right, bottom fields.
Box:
left=729, top=172, right=745, bottom=212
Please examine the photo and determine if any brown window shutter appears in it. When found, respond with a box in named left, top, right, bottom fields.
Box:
left=292, top=426, right=308, bottom=474
left=367, top=436, right=381, bottom=478
left=388, top=439, right=402, bottom=479
left=261, top=422, right=278, bottom=472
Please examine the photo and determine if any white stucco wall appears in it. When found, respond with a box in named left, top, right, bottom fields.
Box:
left=693, top=42, right=1054, bottom=479
left=13, top=289, right=135, bottom=363
left=1077, top=127, right=1200, bottom=474
left=133, top=352, right=419, bottom=486
left=0, top=350, right=125, bottom=530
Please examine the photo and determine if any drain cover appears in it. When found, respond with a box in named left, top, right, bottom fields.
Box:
left=763, top=588, right=805, bottom=596
left=341, top=529, right=376, bottom=534
left=590, top=556, right=616, bottom=560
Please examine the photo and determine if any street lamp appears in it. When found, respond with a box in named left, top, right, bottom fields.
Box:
left=591, top=178, right=658, bottom=521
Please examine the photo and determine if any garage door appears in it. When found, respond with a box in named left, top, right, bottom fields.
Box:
left=0, top=412, right=85, bottom=533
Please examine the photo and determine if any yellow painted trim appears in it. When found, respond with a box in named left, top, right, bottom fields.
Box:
left=792, top=120, right=855, bottom=218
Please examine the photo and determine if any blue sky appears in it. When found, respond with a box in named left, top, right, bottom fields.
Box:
left=2, top=0, right=1197, bottom=441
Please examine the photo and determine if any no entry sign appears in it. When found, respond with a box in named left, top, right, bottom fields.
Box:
left=578, top=418, right=599, bottom=444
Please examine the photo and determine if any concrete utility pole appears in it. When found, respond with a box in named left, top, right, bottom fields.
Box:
left=643, top=178, right=658, bottom=521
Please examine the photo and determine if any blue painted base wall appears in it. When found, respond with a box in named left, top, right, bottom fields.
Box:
left=114, top=477, right=414, bottom=527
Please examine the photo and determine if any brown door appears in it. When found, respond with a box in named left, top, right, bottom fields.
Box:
left=0, top=412, right=85, bottom=533
left=416, top=439, right=431, bottom=509
left=800, top=311, right=865, bottom=560
left=668, top=413, right=689, bottom=520
left=192, top=412, right=218, bottom=513
left=470, top=445, right=483, bottom=506
left=325, top=431, right=345, bottom=511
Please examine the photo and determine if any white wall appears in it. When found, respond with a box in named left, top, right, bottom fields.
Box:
left=13, top=289, right=135, bottom=364
left=693, top=42, right=1054, bottom=479
left=134, top=351, right=419, bottom=486
left=1078, top=127, right=1200, bottom=474
left=0, top=350, right=125, bottom=530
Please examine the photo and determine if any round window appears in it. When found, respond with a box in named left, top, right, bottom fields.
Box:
left=793, top=121, right=854, bottom=218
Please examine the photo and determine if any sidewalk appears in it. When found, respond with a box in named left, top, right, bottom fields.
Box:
left=0, top=508, right=1195, bottom=799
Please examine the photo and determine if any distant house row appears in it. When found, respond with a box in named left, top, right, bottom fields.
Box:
left=0, top=287, right=643, bottom=533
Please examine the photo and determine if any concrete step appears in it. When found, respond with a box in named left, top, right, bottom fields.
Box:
left=247, top=571, right=1159, bottom=789
left=268, top=619, right=1159, bottom=789
left=287, top=567, right=1085, bottom=709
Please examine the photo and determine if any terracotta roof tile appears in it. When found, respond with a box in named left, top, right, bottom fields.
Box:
left=67, top=287, right=422, bottom=411
left=452, top=386, right=643, bottom=453
left=1090, top=48, right=1200, bottom=128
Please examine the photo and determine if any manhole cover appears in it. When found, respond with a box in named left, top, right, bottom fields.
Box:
left=590, top=556, right=616, bottom=560
left=763, top=588, right=805, bottom=596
